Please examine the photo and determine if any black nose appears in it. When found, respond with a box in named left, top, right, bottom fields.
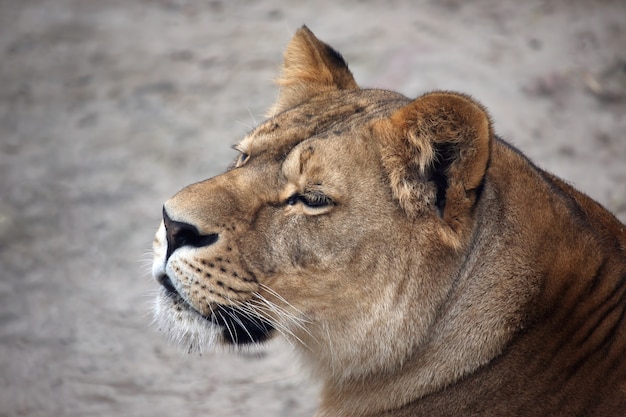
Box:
left=163, top=207, right=219, bottom=259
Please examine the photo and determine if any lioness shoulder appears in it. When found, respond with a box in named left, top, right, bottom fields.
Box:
left=151, top=26, right=626, bottom=416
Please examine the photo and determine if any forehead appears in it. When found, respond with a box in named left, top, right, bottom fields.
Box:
left=239, top=89, right=408, bottom=155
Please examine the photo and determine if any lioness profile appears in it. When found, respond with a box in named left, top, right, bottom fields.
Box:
left=152, top=27, right=626, bottom=416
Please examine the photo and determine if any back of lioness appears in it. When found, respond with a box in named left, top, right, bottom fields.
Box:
left=151, top=26, right=626, bottom=417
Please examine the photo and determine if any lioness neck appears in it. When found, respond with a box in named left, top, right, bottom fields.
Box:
left=313, top=140, right=626, bottom=417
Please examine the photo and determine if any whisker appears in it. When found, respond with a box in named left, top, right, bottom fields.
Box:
left=236, top=303, right=272, bottom=334
left=252, top=292, right=314, bottom=338
left=218, top=311, right=237, bottom=345
left=142, top=289, right=161, bottom=300
left=138, top=254, right=154, bottom=263
left=254, top=292, right=311, bottom=323
left=228, top=370, right=302, bottom=386
left=223, top=307, right=259, bottom=347
left=234, top=312, right=276, bottom=352
left=235, top=119, right=255, bottom=131
left=219, top=295, right=266, bottom=350
left=247, top=107, right=258, bottom=127
left=138, top=261, right=153, bottom=269
left=244, top=301, right=298, bottom=341
left=250, top=296, right=311, bottom=348
left=258, top=283, right=309, bottom=319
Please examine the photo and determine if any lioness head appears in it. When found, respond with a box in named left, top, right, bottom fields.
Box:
left=151, top=27, right=626, bottom=416
left=153, top=25, right=490, bottom=358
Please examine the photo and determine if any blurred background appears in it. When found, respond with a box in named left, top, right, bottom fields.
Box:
left=1, top=0, right=625, bottom=416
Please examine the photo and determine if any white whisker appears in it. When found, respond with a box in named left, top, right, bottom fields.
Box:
left=323, top=322, right=338, bottom=377
left=142, top=289, right=161, bottom=300
left=218, top=310, right=237, bottom=345
left=259, top=283, right=309, bottom=319
left=236, top=303, right=272, bottom=333
left=250, top=295, right=311, bottom=349
left=252, top=292, right=314, bottom=340
left=223, top=307, right=258, bottom=347
left=247, top=107, right=258, bottom=127
left=235, top=119, right=255, bottom=131
left=243, top=300, right=300, bottom=344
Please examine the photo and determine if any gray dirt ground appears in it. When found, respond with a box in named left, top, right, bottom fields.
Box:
left=1, top=0, right=625, bottom=416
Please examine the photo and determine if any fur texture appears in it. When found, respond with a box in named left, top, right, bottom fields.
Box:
left=152, top=26, right=626, bottom=416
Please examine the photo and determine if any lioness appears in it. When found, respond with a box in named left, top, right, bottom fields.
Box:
left=152, top=27, right=626, bottom=416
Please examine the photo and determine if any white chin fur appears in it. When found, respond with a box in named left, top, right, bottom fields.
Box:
left=153, top=290, right=223, bottom=354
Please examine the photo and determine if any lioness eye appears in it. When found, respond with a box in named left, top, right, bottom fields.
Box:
left=286, top=193, right=332, bottom=208
left=237, top=152, right=250, bottom=166
left=286, top=194, right=299, bottom=206
left=301, top=193, right=332, bottom=208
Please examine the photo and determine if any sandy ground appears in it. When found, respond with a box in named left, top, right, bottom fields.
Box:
left=1, top=0, right=625, bottom=416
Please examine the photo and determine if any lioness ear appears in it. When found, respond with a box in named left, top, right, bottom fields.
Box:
left=268, top=26, right=358, bottom=116
left=376, top=92, right=493, bottom=237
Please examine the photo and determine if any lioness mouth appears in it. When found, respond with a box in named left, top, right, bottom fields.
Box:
left=160, top=275, right=179, bottom=296
left=160, top=274, right=274, bottom=345
left=210, top=305, right=275, bottom=345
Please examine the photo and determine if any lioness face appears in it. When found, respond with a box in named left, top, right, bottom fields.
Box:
left=152, top=27, right=488, bottom=375
left=153, top=89, right=416, bottom=351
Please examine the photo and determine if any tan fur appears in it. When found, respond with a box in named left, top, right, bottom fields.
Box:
left=152, top=26, right=626, bottom=416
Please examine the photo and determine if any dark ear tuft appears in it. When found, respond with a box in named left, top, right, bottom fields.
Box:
left=268, top=26, right=358, bottom=116
left=430, top=142, right=458, bottom=217
left=321, top=40, right=351, bottom=73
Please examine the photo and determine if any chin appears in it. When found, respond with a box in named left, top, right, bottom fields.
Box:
left=153, top=287, right=275, bottom=354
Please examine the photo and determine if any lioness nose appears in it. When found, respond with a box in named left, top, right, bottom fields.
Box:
left=162, top=207, right=219, bottom=259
